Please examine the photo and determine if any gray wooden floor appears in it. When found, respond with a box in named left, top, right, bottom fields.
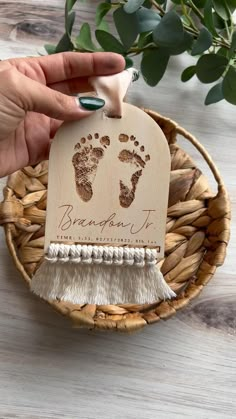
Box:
left=0, top=1, right=236, bottom=418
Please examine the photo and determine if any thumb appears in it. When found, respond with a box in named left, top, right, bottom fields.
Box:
left=6, top=67, right=105, bottom=121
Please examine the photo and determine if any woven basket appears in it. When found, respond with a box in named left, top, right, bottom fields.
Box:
left=0, top=109, right=231, bottom=332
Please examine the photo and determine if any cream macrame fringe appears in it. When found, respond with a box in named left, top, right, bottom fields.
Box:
left=31, top=259, right=176, bottom=305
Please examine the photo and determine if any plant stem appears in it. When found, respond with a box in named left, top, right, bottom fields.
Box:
left=225, top=20, right=231, bottom=41
left=129, top=45, right=155, bottom=54
left=229, top=10, right=234, bottom=38
left=187, top=0, right=204, bottom=23
left=150, top=0, right=165, bottom=16
left=213, top=40, right=230, bottom=49
left=181, top=0, right=198, bottom=32
left=182, top=24, right=198, bottom=36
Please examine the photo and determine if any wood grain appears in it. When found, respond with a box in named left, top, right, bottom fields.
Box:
left=0, top=1, right=236, bottom=418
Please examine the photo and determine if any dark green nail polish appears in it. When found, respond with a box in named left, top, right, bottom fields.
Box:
left=79, top=96, right=105, bottom=111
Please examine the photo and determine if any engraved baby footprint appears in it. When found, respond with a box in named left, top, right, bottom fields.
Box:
left=118, top=134, right=150, bottom=208
left=72, top=133, right=110, bottom=202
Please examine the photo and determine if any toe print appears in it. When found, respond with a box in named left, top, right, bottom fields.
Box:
left=118, top=135, right=150, bottom=208
left=72, top=134, right=110, bottom=202
left=119, top=134, right=129, bottom=143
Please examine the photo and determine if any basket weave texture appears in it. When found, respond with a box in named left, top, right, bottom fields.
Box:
left=0, top=109, right=231, bottom=332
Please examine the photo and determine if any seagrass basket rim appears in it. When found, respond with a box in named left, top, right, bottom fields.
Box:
left=0, top=109, right=231, bottom=332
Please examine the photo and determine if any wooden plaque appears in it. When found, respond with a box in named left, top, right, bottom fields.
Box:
left=45, top=103, right=170, bottom=259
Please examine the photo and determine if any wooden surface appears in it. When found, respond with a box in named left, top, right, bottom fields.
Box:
left=0, top=1, right=235, bottom=418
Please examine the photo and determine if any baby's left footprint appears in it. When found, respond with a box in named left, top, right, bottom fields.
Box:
left=118, top=134, right=150, bottom=208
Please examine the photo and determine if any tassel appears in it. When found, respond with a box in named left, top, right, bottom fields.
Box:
left=31, top=244, right=175, bottom=304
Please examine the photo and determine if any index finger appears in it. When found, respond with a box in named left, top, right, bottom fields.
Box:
left=9, top=52, right=125, bottom=85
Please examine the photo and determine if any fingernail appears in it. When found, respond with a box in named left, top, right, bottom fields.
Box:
left=78, top=96, right=105, bottom=111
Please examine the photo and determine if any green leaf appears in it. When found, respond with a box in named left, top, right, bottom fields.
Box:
left=136, top=7, right=161, bottom=32
left=97, top=19, right=110, bottom=32
left=196, top=54, right=228, bottom=83
left=217, top=47, right=229, bottom=58
left=153, top=11, right=184, bottom=48
left=125, top=57, right=134, bottom=68
left=65, top=0, right=77, bottom=13
left=137, top=31, right=153, bottom=48
left=204, top=0, right=218, bottom=35
left=191, top=27, right=212, bottom=55
left=75, top=23, right=97, bottom=51
left=55, top=33, right=74, bottom=53
left=165, top=32, right=193, bottom=55
left=95, top=3, right=112, bottom=26
left=213, top=12, right=226, bottom=29
left=226, top=0, right=236, bottom=13
left=95, top=30, right=126, bottom=53
left=222, top=66, right=236, bottom=104
left=113, top=6, right=139, bottom=49
left=44, top=44, right=56, bottom=54
left=141, top=48, right=170, bottom=86
left=65, top=0, right=77, bottom=36
left=124, top=0, right=145, bottom=13
left=192, top=0, right=207, bottom=7
left=212, top=0, right=230, bottom=20
left=65, top=11, right=75, bottom=36
left=181, top=65, right=196, bottom=82
left=143, top=0, right=152, bottom=8
left=229, top=31, right=236, bottom=58
left=205, top=82, right=224, bottom=104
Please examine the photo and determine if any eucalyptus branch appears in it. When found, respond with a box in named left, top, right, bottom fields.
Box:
left=46, top=0, right=236, bottom=107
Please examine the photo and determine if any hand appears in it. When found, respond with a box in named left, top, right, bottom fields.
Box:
left=0, top=52, right=125, bottom=177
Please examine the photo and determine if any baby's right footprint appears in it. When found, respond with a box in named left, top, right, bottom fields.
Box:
left=72, top=133, right=110, bottom=202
